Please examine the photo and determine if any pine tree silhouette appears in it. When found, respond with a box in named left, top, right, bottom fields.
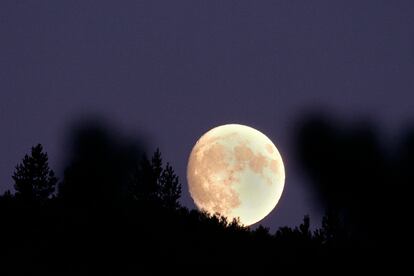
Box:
left=313, top=211, right=346, bottom=248
left=299, top=215, right=311, bottom=238
left=130, top=148, right=182, bottom=208
left=130, top=149, right=162, bottom=203
left=12, top=144, right=57, bottom=202
left=159, top=162, right=181, bottom=209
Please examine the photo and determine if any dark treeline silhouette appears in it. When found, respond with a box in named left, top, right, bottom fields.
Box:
left=296, top=113, right=410, bottom=267
left=0, top=118, right=409, bottom=274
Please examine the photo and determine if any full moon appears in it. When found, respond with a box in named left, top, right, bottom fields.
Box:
left=187, top=124, right=285, bottom=226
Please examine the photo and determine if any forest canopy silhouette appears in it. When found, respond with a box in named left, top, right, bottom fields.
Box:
left=0, top=116, right=408, bottom=273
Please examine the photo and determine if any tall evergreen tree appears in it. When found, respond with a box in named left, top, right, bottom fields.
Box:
left=131, top=149, right=162, bottom=203
left=130, top=148, right=181, bottom=208
left=13, top=144, right=57, bottom=201
left=159, top=162, right=181, bottom=209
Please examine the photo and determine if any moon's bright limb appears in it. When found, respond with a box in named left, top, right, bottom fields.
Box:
left=187, top=124, right=285, bottom=226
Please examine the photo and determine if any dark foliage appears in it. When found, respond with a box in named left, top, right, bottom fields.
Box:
left=129, top=148, right=181, bottom=209
left=59, top=123, right=144, bottom=209
left=296, top=114, right=410, bottom=266
left=1, top=117, right=410, bottom=274
left=12, top=144, right=57, bottom=202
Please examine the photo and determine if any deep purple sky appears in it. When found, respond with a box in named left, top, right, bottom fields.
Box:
left=1, top=0, right=413, bottom=230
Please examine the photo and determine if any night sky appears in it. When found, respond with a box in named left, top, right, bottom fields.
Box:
left=1, top=0, right=413, bottom=230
